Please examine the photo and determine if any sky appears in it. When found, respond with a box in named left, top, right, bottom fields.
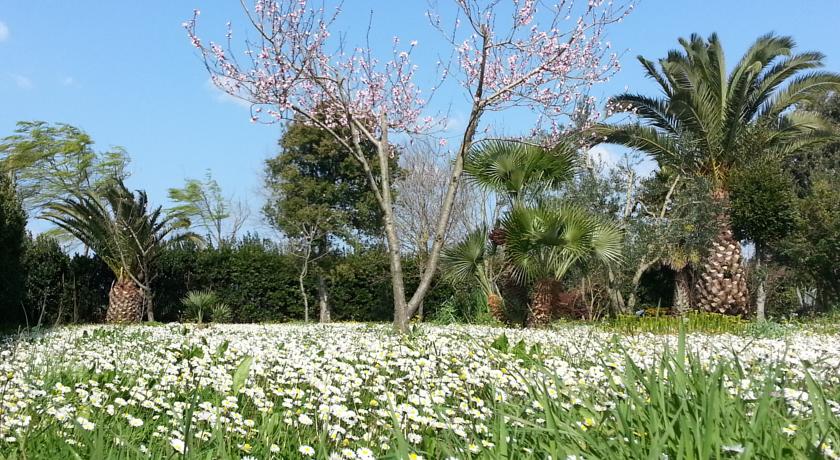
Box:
left=2, top=0, right=839, bottom=235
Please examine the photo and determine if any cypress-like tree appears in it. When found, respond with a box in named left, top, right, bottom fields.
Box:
left=0, top=174, right=26, bottom=323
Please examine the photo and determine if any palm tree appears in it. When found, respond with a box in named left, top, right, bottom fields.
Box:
left=44, top=179, right=194, bottom=323
left=597, top=33, right=840, bottom=315
left=502, top=203, right=622, bottom=326
left=441, top=226, right=505, bottom=321
left=444, top=139, right=622, bottom=326
left=464, top=139, right=577, bottom=208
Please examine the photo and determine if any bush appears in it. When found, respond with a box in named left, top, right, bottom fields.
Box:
left=181, top=290, right=218, bottom=324
left=20, top=235, right=70, bottom=327
left=9, top=233, right=469, bottom=325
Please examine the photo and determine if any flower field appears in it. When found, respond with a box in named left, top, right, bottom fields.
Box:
left=1, top=324, right=839, bottom=459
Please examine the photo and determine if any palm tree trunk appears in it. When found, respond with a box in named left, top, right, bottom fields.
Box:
left=106, top=276, right=144, bottom=323
left=673, top=268, right=692, bottom=314
left=695, top=205, right=749, bottom=315
left=527, top=278, right=558, bottom=328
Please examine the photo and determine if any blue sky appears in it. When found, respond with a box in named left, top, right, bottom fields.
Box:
left=2, top=1, right=839, bottom=234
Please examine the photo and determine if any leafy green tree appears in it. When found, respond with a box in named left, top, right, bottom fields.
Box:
left=43, top=179, right=196, bottom=323
left=168, top=170, right=247, bottom=248
left=779, top=172, right=840, bottom=308
left=599, top=33, right=840, bottom=315
left=0, top=121, right=129, bottom=217
left=729, top=159, right=799, bottom=318
left=263, top=118, right=396, bottom=321
left=0, top=174, right=26, bottom=323
left=788, top=93, right=840, bottom=194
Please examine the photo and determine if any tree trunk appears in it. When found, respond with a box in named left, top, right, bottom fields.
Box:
left=318, top=274, right=331, bottom=323
left=755, top=250, right=766, bottom=321
left=374, top=117, right=410, bottom=332
left=145, top=292, right=155, bottom=322
left=626, top=259, right=658, bottom=312
left=299, top=270, right=309, bottom=323
left=106, top=276, right=144, bottom=323
left=527, top=278, right=558, bottom=328
left=756, top=280, right=767, bottom=321
left=72, top=272, right=79, bottom=324
left=673, top=268, right=691, bottom=314
left=695, top=203, right=749, bottom=315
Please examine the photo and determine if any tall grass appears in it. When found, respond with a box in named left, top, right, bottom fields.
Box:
left=604, top=312, right=747, bottom=335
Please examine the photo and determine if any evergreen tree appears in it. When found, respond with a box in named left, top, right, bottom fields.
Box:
left=263, top=117, right=397, bottom=321
left=0, top=174, right=26, bottom=323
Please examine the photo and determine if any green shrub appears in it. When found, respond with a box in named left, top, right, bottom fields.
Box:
left=181, top=290, right=218, bottom=324
left=604, top=311, right=747, bottom=335
left=210, top=302, right=232, bottom=323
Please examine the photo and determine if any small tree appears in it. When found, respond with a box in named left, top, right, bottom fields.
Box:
left=168, top=170, right=249, bottom=248
left=395, top=140, right=481, bottom=319
left=187, top=0, right=632, bottom=331
left=729, top=159, right=799, bottom=319
left=264, top=118, right=394, bottom=321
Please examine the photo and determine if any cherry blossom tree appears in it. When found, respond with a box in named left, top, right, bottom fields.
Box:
left=185, top=0, right=633, bottom=331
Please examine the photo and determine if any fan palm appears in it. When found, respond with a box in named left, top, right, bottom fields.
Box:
left=597, top=33, right=840, bottom=315
left=502, top=203, right=622, bottom=326
left=43, top=179, right=195, bottom=323
left=465, top=139, right=577, bottom=207
left=445, top=139, right=622, bottom=326
left=441, top=226, right=505, bottom=321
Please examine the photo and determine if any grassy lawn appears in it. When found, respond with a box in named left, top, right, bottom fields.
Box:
left=0, top=322, right=838, bottom=459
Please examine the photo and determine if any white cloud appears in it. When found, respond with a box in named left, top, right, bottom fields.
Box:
left=61, top=76, right=76, bottom=86
left=586, top=144, right=617, bottom=167
left=0, top=21, right=8, bottom=42
left=206, top=77, right=251, bottom=108
left=10, top=73, right=32, bottom=89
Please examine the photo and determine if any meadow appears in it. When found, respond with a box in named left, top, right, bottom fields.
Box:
left=1, top=323, right=838, bottom=459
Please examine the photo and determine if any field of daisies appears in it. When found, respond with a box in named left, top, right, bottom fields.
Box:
left=1, top=323, right=839, bottom=459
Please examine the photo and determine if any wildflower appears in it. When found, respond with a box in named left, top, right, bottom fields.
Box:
left=270, top=444, right=281, bottom=453
left=357, top=447, right=375, bottom=460
left=722, top=444, right=745, bottom=454
left=170, top=438, right=185, bottom=454
left=129, top=417, right=143, bottom=427
left=782, top=424, right=798, bottom=436
left=299, top=445, right=316, bottom=457
left=76, top=416, right=95, bottom=431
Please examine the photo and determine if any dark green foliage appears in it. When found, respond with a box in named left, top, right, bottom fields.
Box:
left=0, top=175, right=26, bottom=322
left=329, top=250, right=392, bottom=321
left=20, top=235, right=70, bottom=326
left=780, top=173, right=840, bottom=306
left=153, top=236, right=302, bottom=322
left=66, top=254, right=112, bottom=322
left=150, top=236, right=455, bottom=323
left=13, top=234, right=112, bottom=327
left=263, top=118, right=394, bottom=246
left=729, top=159, right=798, bottom=251
left=788, top=93, right=840, bottom=195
